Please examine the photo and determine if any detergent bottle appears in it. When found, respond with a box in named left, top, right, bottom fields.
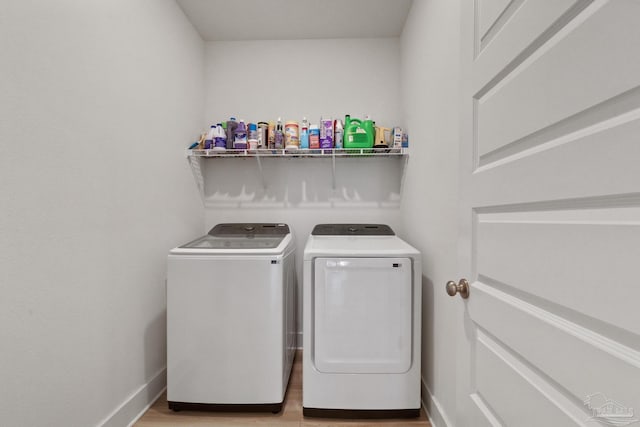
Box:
left=234, top=119, right=248, bottom=149
left=213, top=123, right=227, bottom=150
left=226, top=117, right=237, bottom=149
left=363, top=115, right=375, bottom=145
left=204, top=125, right=215, bottom=149
left=343, top=114, right=374, bottom=148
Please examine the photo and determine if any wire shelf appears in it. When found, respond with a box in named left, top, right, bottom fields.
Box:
left=185, top=147, right=408, bottom=158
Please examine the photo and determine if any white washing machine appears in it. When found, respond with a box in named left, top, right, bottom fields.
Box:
left=167, top=223, right=296, bottom=413
left=303, top=224, right=422, bottom=418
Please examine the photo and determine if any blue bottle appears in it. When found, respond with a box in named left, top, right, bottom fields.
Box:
left=300, top=117, right=309, bottom=149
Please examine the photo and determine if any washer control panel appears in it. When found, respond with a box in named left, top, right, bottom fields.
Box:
left=208, top=223, right=290, bottom=236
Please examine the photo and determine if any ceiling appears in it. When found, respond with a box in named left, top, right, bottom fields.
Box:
left=176, top=0, right=413, bottom=41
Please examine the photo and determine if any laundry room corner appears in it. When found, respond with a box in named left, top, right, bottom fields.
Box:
left=400, top=0, right=462, bottom=426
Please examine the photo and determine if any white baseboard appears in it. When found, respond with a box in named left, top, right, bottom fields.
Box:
left=98, top=368, right=166, bottom=427
left=421, top=377, right=454, bottom=427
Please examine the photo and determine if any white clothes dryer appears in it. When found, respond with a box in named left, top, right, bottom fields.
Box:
left=167, top=223, right=296, bottom=413
left=303, top=224, right=421, bottom=418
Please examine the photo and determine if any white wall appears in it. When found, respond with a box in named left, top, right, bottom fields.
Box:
left=204, top=38, right=402, bottom=129
left=0, top=1, right=204, bottom=426
left=400, top=0, right=461, bottom=426
left=201, top=38, right=405, bottom=339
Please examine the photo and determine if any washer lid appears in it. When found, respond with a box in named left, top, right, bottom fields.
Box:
left=311, top=224, right=395, bottom=236
left=179, top=234, right=285, bottom=249
left=179, top=223, right=290, bottom=249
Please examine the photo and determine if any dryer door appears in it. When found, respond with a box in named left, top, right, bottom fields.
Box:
left=313, top=257, right=413, bottom=374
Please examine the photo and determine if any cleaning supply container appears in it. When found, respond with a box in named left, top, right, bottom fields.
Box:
left=344, top=115, right=374, bottom=148
left=285, top=121, right=299, bottom=149
left=300, top=118, right=309, bottom=149
left=309, top=125, right=320, bottom=149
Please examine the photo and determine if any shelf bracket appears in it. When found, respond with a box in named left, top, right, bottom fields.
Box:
left=184, top=148, right=409, bottom=203
left=331, top=150, right=336, bottom=190
left=255, top=152, right=267, bottom=190
left=187, top=155, right=205, bottom=206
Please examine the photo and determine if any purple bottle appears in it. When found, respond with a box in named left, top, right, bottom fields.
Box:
left=226, top=117, right=237, bottom=149
left=275, top=117, right=284, bottom=149
left=320, top=116, right=333, bottom=149
left=234, top=119, right=248, bottom=149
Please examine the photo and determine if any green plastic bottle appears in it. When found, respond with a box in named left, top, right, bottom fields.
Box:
left=343, top=114, right=374, bottom=148
left=362, top=115, right=375, bottom=147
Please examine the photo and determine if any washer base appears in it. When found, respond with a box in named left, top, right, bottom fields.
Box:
left=169, top=401, right=283, bottom=414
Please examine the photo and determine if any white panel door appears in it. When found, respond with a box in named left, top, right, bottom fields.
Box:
left=458, top=1, right=640, bottom=426
left=313, top=257, right=412, bottom=374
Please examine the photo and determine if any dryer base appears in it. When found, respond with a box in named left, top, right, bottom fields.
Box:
left=303, top=407, right=420, bottom=419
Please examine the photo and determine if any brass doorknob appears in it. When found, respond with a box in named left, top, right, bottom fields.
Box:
left=446, top=279, right=470, bottom=299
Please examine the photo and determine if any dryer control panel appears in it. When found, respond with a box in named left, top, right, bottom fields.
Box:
left=311, top=224, right=395, bottom=236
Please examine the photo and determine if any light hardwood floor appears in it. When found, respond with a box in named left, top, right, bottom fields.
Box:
left=135, top=352, right=431, bottom=426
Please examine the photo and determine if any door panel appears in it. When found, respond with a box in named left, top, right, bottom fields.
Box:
left=459, top=0, right=640, bottom=425
left=474, top=0, right=587, bottom=94
left=476, top=1, right=640, bottom=161
left=476, top=0, right=513, bottom=46
left=469, top=283, right=640, bottom=417
left=468, top=393, right=503, bottom=427
left=472, top=117, right=640, bottom=205
left=313, top=257, right=412, bottom=374
left=477, top=208, right=640, bottom=336
left=475, top=330, right=586, bottom=426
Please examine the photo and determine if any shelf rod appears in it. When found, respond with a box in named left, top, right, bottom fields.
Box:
left=332, top=150, right=336, bottom=190
left=255, top=152, right=266, bottom=190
